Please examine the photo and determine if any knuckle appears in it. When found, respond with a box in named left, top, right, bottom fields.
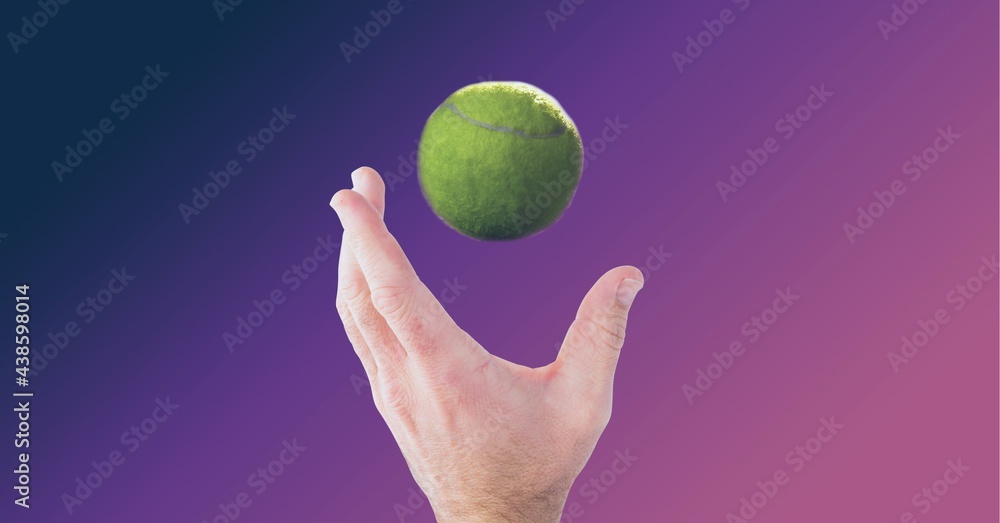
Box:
left=427, top=360, right=474, bottom=391
left=379, top=379, right=411, bottom=412
left=335, top=298, right=353, bottom=322
left=352, top=344, right=373, bottom=366
left=584, top=314, right=628, bottom=352
left=338, top=278, right=369, bottom=305
left=370, top=283, right=412, bottom=320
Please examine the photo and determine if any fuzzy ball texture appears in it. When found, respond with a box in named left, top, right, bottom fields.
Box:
left=418, top=82, right=583, bottom=241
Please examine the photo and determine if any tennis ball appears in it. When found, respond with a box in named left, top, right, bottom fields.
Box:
left=418, top=81, right=583, bottom=240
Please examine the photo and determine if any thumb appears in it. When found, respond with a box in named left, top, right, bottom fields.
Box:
left=555, top=266, right=644, bottom=394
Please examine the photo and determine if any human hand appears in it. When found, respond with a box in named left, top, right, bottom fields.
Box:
left=331, top=167, right=643, bottom=523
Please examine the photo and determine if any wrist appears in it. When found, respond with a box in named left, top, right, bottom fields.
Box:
left=431, top=489, right=569, bottom=523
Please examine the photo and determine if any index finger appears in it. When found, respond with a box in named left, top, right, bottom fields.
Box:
left=329, top=184, right=473, bottom=362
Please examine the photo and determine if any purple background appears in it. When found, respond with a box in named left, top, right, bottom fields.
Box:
left=2, top=0, right=997, bottom=521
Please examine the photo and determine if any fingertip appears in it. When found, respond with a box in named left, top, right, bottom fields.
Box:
left=601, top=266, right=643, bottom=287
left=350, top=167, right=369, bottom=187
left=617, top=265, right=644, bottom=286
left=591, top=267, right=644, bottom=310
left=330, top=188, right=356, bottom=212
left=352, top=166, right=384, bottom=188
left=351, top=167, right=386, bottom=217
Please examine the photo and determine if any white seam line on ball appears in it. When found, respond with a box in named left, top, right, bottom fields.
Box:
left=442, top=103, right=566, bottom=139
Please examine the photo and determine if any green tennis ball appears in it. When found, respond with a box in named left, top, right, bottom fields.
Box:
left=418, top=81, right=583, bottom=241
